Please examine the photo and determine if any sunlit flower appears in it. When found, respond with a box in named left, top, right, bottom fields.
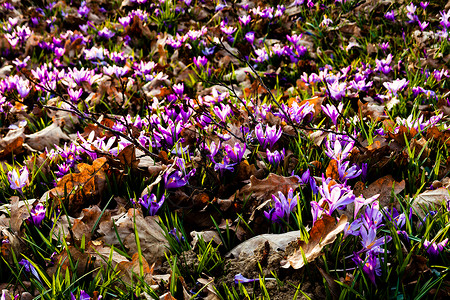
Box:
left=264, top=188, right=299, bottom=223
left=424, top=238, right=448, bottom=260
left=29, top=203, right=46, bottom=227
left=255, top=124, right=282, bottom=149
left=235, top=274, right=259, bottom=284
left=138, top=194, right=165, bottom=216
left=8, top=166, right=29, bottom=191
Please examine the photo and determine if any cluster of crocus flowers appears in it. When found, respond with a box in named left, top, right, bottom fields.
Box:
left=254, top=124, right=282, bottom=149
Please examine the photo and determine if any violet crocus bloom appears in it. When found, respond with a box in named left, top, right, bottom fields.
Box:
left=213, top=156, right=236, bottom=176
left=19, top=259, right=41, bottom=282
left=224, top=143, right=246, bottom=162
left=213, top=103, right=232, bottom=122
left=310, top=200, right=324, bottom=225
left=264, top=188, right=298, bottom=223
left=424, top=238, right=448, bottom=260
left=173, top=82, right=184, bottom=95
left=98, top=27, right=115, bottom=39
left=234, top=274, right=259, bottom=284
left=239, top=15, right=251, bottom=26
left=352, top=253, right=381, bottom=286
left=78, top=1, right=90, bottom=17
left=327, top=80, right=347, bottom=101
left=8, top=166, right=29, bottom=191
left=353, top=194, right=379, bottom=219
left=138, top=194, right=165, bottom=216
left=325, top=134, right=355, bottom=162
left=360, top=226, right=391, bottom=255
left=384, top=10, right=395, bottom=21
left=255, top=124, right=282, bottom=149
left=16, top=78, right=31, bottom=98
left=193, top=56, right=208, bottom=69
left=418, top=20, right=429, bottom=31
left=383, top=78, right=409, bottom=95
left=266, top=148, right=285, bottom=167
left=68, top=88, right=83, bottom=102
left=337, top=161, right=361, bottom=182
left=321, top=103, right=343, bottom=125
left=70, top=290, right=97, bottom=300
left=245, top=32, right=255, bottom=44
left=204, top=141, right=220, bottom=159
left=29, top=203, right=46, bottom=227
left=164, top=158, right=196, bottom=189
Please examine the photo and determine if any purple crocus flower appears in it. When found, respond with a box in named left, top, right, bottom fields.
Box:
left=173, top=82, right=184, bottom=96
left=168, top=228, right=185, bottom=244
left=213, top=156, right=236, bottom=176
left=245, top=32, right=255, bottom=44
left=255, top=124, right=282, bottom=149
left=68, top=88, right=83, bottom=102
left=138, top=194, right=164, bottom=216
left=310, top=200, right=324, bottom=225
left=266, top=148, right=285, bottom=167
left=213, top=103, right=232, bottom=122
left=264, top=188, right=298, bottom=223
left=424, top=238, right=448, bottom=260
left=337, top=161, right=361, bottom=182
left=78, top=2, right=90, bottom=17
left=325, top=134, right=355, bottom=162
left=8, top=166, right=29, bottom=191
left=16, top=78, right=31, bottom=98
left=352, top=253, right=381, bottom=286
left=29, top=203, right=46, bottom=227
left=204, top=141, right=221, bottom=159
left=321, top=103, right=343, bottom=125
left=193, top=56, right=208, bottom=69
left=224, top=143, right=246, bottom=162
left=360, top=226, right=391, bottom=255
left=420, top=2, right=429, bottom=9
left=234, top=274, right=259, bottom=284
left=383, top=78, right=409, bottom=95
left=239, top=15, right=251, bottom=26
left=19, top=259, right=41, bottom=282
left=98, top=27, right=115, bottom=39
left=70, top=290, right=97, bottom=300
left=384, top=10, right=395, bottom=21
left=353, top=194, right=379, bottom=219
left=164, top=158, right=196, bottom=189
left=418, top=20, right=429, bottom=31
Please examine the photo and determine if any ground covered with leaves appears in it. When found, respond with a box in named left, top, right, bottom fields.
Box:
left=1, top=0, right=450, bottom=299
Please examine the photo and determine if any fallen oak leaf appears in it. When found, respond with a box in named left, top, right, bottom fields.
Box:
left=232, top=173, right=301, bottom=203
left=281, top=215, right=347, bottom=269
left=49, top=157, right=108, bottom=216
left=412, top=187, right=450, bottom=219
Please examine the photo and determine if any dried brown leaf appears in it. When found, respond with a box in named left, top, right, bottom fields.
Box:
left=281, top=215, right=347, bottom=269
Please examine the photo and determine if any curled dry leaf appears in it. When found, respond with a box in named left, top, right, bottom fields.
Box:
left=49, top=157, right=108, bottom=216
left=25, top=123, right=71, bottom=152
left=353, top=175, right=405, bottom=209
left=232, top=173, right=301, bottom=203
left=117, top=253, right=156, bottom=286
left=47, top=242, right=129, bottom=278
left=98, top=208, right=169, bottom=268
left=412, top=187, right=450, bottom=218
left=281, top=215, right=347, bottom=269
